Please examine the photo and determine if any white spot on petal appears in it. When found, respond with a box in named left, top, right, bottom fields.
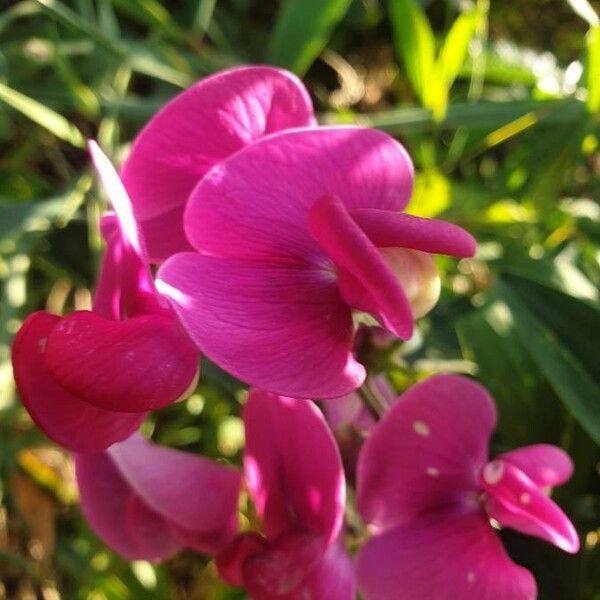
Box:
left=483, top=460, right=505, bottom=485
left=412, top=420, right=430, bottom=437
left=520, top=492, right=531, bottom=505
left=426, top=467, right=439, bottom=477
left=467, top=571, right=476, bottom=583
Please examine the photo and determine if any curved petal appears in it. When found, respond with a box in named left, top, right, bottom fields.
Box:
left=357, top=374, right=496, bottom=530
left=309, top=195, right=414, bottom=339
left=76, top=452, right=182, bottom=561
left=242, top=532, right=325, bottom=599
left=43, top=310, right=199, bottom=412
left=109, top=434, right=242, bottom=552
left=184, top=126, right=414, bottom=262
left=498, top=444, right=574, bottom=488
left=157, top=252, right=364, bottom=398
left=323, top=391, right=375, bottom=433
left=298, top=539, right=356, bottom=600
left=481, top=459, right=579, bottom=553
left=121, top=66, right=316, bottom=262
left=92, top=215, right=160, bottom=320
left=356, top=506, right=537, bottom=600
left=237, top=537, right=355, bottom=600
left=89, top=141, right=149, bottom=262
left=217, top=533, right=267, bottom=587
left=243, top=390, right=345, bottom=543
left=351, top=209, right=476, bottom=257
left=12, top=312, right=144, bottom=453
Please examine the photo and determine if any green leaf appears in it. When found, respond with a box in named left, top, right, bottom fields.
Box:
left=35, top=0, right=124, bottom=54
left=0, top=82, right=85, bottom=147
left=388, top=0, right=435, bottom=102
left=267, top=0, right=352, bottom=76
left=457, top=302, right=565, bottom=447
left=497, top=278, right=600, bottom=445
left=340, top=98, right=585, bottom=135
left=428, top=7, right=482, bottom=119
left=587, top=25, right=600, bottom=113
left=438, top=8, right=482, bottom=83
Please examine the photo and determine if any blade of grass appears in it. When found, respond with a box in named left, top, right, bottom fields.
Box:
left=0, top=82, right=85, bottom=148
left=587, top=25, right=600, bottom=112
left=267, top=0, right=352, bottom=76
left=388, top=0, right=435, bottom=102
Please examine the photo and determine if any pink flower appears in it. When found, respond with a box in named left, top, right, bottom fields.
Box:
left=76, top=434, right=242, bottom=560
left=216, top=389, right=355, bottom=599
left=156, top=123, right=476, bottom=398
left=120, top=66, right=316, bottom=263
left=355, top=374, right=579, bottom=600
left=323, top=373, right=396, bottom=433
left=11, top=144, right=199, bottom=453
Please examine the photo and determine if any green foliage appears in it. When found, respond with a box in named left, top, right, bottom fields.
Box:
left=267, top=0, right=353, bottom=75
left=1, top=0, right=599, bottom=598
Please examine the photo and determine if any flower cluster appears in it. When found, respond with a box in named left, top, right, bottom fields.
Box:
left=11, top=66, right=578, bottom=599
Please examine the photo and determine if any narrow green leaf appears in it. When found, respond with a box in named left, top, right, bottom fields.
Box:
left=0, top=82, right=85, bottom=147
left=388, top=0, right=435, bottom=102
left=497, top=279, right=600, bottom=445
left=35, top=0, right=124, bottom=54
left=426, top=7, right=482, bottom=120
left=437, top=8, right=482, bottom=86
left=126, top=49, right=193, bottom=88
left=267, top=0, right=352, bottom=75
left=457, top=304, right=565, bottom=446
left=108, top=0, right=184, bottom=39
left=587, top=25, right=600, bottom=112
left=340, top=98, right=585, bottom=135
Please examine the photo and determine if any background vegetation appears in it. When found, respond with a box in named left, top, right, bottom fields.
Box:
left=0, top=0, right=599, bottom=598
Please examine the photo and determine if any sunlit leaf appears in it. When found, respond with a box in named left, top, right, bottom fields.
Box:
left=0, top=83, right=85, bottom=147
left=497, top=277, right=600, bottom=445
left=388, top=0, right=435, bottom=102
left=587, top=25, right=600, bottom=112
left=267, top=0, right=352, bottom=75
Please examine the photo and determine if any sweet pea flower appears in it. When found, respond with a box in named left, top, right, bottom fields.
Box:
left=216, top=389, right=355, bottom=599
left=120, top=66, right=316, bottom=262
left=356, top=374, right=579, bottom=600
left=157, top=125, right=476, bottom=399
left=323, top=373, right=396, bottom=433
left=76, top=434, right=242, bottom=560
left=11, top=144, right=199, bottom=453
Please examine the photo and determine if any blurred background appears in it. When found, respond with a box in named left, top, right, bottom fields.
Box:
left=0, top=0, right=599, bottom=598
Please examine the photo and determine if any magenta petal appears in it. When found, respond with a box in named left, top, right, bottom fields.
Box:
left=243, top=390, right=345, bottom=543
left=217, top=533, right=268, bottom=587
left=76, top=451, right=182, bottom=561
left=12, top=312, right=144, bottom=453
left=498, top=444, right=574, bottom=487
left=357, top=374, right=496, bottom=529
left=108, top=434, right=242, bottom=552
left=43, top=310, right=199, bottom=412
left=89, top=141, right=149, bottom=262
left=92, top=215, right=160, bottom=320
left=157, top=252, right=364, bottom=398
left=309, top=195, right=414, bottom=339
left=351, top=209, right=476, bottom=257
left=481, top=459, right=579, bottom=553
left=184, top=126, right=414, bottom=262
left=356, top=506, right=537, bottom=600
left=121, top=66, right=316, bottom=262
left=298, top=539, right=356, bottom=600
left=242, top=532, right=325, bottom=599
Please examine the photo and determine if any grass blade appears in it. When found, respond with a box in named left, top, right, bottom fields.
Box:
left=267, top=0, right=352, bottom=76
left=0, top=82, right=85, bottom=147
